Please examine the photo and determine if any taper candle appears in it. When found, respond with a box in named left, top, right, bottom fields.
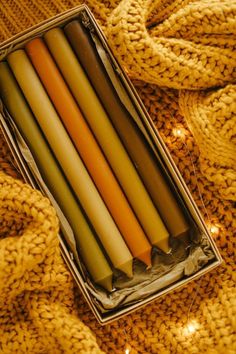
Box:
left=7, top=50, right=133, bottom=277
left=25, top=37, right=152, bottom=267
left=64, top=20, right=189, bottom=239
left=45, top=27, right=169, bottom=253
left=0, top=61, right=113, bottom=291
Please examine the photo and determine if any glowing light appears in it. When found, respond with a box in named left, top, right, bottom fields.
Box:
left=183, top=320, right=199, bottom=336
left=172, top=127, right=186, bottom=138
left=210, top=225, right=219, bottom=235
left=125, top=349, right=130, bottom=354
left=187, top=323, right=197, bottom=333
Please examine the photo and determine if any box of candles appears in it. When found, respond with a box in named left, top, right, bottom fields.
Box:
left=0, top=5, right=222, bottom=323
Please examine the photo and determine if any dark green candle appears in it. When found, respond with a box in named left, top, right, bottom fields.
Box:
left=64, top=20, right=189, bottom=238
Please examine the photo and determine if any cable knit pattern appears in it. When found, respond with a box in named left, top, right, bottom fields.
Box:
left=0, top=1, right=236, bottom=353
left=106, top=0, right=236, bottom=89
left=0, top=171, right=103, bottom=354
left=179, top=85, right=236, bottom=201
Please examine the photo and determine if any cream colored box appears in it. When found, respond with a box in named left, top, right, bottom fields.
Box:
left=0, top=5, right=222, bottom=324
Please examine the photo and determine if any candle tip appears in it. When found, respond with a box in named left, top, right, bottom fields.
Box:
left=155, top=238, right=170, bottom=254
left=137, top=248, right=152, bottom=267
left=118, top=260, right=133, bottom=278
left=96, top=274, right=113, bottom=292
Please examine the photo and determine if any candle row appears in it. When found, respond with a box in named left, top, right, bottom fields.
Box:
left=65, top=21, right=189, bottom=240
left=0, top=20, right=189, bottom=291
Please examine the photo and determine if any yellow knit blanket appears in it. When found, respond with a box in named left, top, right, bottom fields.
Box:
left=0, top=1, right=235, bottom=353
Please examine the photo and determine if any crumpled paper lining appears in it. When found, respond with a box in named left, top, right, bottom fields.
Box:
left=0, top=9, right=216, bottom=315
left=88, top=233, right=215, bottom=312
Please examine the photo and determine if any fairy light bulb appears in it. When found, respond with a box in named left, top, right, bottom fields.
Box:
left=124, top=343, right=132, bottom=354
left=210, top=224, right=219, bottom=235
left=187, top=322, right=197, bottom=333
left=183, top=320, right=199, bottom=336
left=172, top=127, right=186, bottom=139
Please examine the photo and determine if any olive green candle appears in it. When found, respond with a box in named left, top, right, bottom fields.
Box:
left=64, top=20, right=189, bottom=239
left=0, top=61, right=113, bottom=291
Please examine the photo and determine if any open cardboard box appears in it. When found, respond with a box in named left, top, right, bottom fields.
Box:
left=0, top=5, right=222, bottom=324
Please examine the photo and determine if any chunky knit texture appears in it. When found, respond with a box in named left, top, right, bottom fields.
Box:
left=106, top=0, right=236, bottom=89
left=0, top=166, right=104, bottom=354
left=0, top=1, right=236, bottom=353
left=179, top=85, right=236, bottom=201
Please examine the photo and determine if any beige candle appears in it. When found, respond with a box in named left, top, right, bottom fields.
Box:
left=45, top=28, right=169, bottom=253
left=7, top=49, right=133, bottom=277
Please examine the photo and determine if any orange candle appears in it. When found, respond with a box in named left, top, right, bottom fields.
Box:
left=25, top=38, right=152, bottom=266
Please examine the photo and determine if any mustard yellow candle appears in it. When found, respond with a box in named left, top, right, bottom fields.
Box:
left=0, top=61, right=113, bottom=291
left=45, top=28, right=169, bottom=253
left=7, top=50, right=133, bottom=277
left=25, top=37, right=152, bottom=267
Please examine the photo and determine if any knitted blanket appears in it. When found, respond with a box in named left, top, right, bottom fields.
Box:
left=0, top=1, right=235, bottom=353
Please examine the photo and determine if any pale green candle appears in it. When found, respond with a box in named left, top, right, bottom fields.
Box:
left=7, top=50, right=133, bottom=277
left=0, top=61, right=113, bottom=291
left=45, top=28, right=169, bottom=253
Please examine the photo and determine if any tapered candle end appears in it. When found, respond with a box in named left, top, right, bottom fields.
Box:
left=137, top=248, right=152, bottom=267
left=155, top=237, right=170, bottom=254
left=96, top=274, right=113, bottom=292
left=118, top=259, right=133, bottom=278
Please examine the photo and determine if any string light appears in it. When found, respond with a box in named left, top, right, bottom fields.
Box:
left=181, top=278, right=202, bottom=338
left=167, top=103, right=216, bottom=343
left=183, top=320, right=199, bottom=336
left=172, top=126, right=186, bottom=139
left=205, top=221, right=221, bottom=237
left=171, top=119, right=221, bottom=238
left=123, top=330, right=131, bottom=354
left=170, top=123, right=213, bottom=341
left=209, top=224, right=220, bottom=235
